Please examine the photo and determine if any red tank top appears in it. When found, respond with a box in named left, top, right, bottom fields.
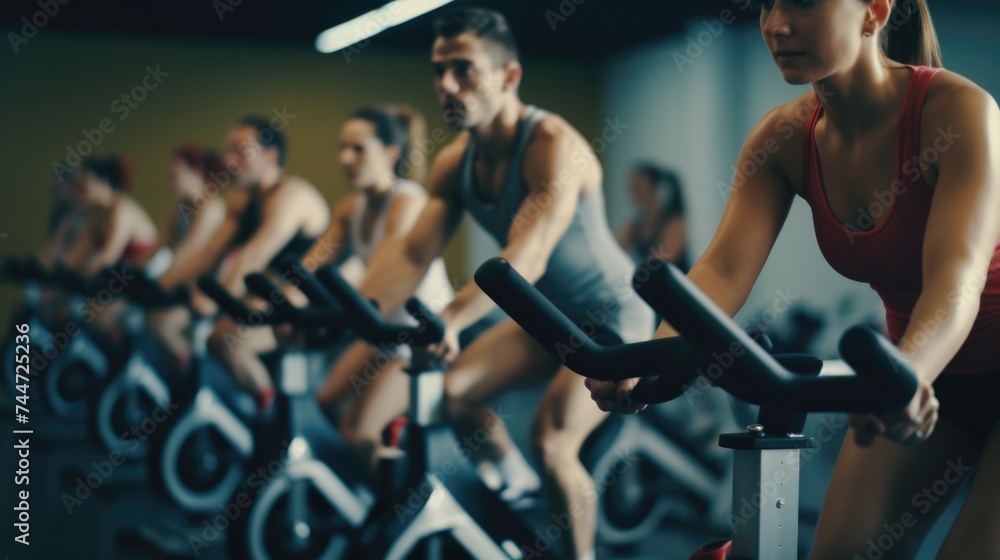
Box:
left=802, top=65, right=1000, bottom=375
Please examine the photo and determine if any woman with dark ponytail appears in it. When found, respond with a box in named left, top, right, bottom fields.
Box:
left=60, top=155, right=158, bottom=274
left=296, top=105, right=454, bottom=439
left=617, top=162, right=690, bottom=272
left=587, top=1, right=1000, bottom=556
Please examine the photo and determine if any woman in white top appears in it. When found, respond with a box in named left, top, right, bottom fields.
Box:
left=300, top=105, right=454, bottom=436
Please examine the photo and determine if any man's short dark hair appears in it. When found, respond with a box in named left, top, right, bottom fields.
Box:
left=434, top=8, right=519, bottom=66
left=238, top=115, right=286, bottom=166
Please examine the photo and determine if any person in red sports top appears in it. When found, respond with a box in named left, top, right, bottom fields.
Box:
left=587, top=0, right=1000, bottom=557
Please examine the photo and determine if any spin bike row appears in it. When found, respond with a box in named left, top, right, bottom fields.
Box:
left=4, top=249, right=919, bottom=560
left=1, top=254, right=744, bottom=559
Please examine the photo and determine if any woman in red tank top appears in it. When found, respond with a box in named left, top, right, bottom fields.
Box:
left=587, top=0, right=1000, bottom=557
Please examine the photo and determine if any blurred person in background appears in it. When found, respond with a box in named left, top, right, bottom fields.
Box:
left=617, top=162, right=691, bottom=272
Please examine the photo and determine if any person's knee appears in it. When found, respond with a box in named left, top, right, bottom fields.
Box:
left=338, top=414, right=378, bottom=451
left=207, top=328, right=234, bottom=363
left=444, top=370, right=478, bottom=418
left=532, top=430, right=578, bottom=474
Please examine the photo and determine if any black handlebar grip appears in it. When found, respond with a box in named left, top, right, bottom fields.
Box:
left=403, top=298, right=446, bottom=345
left=246, top=272, right=344, bottom=328
left=197, top=275, right=258, bottom=322
left=475, top=257, right=697, bottom=378
left=839, top=326, right=919, bottom=410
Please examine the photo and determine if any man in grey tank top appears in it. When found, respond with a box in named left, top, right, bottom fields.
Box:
left=355, top=9, right=653, bottom=559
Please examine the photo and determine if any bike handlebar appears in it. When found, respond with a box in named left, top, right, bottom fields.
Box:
left=314, top=265, right=445, bottom=347
left=475, top=257, right=918, bottom=413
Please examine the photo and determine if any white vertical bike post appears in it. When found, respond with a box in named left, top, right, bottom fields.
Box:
left=720, top=424, right=815, bottom=560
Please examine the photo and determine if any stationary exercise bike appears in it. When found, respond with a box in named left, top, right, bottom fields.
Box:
left=15, top=262, right=112, bottom=421
left=92, top=271, right=187, bottom=460
left=305, top=263, right=550, bottom=560
left=1, top=257, right=55, bottom=398
left=148, top=278, right=258, bottom=513
left=476, top=257, right=918, bottom=560
left=198, top=271, right=376, bottom=560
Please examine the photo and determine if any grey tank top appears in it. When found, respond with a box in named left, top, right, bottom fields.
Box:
left=458, top=106, right=653, bottom=344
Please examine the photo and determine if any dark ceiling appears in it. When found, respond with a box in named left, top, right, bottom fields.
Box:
left=0, top=0, right=764, bottom=56
left=2, top=0, right=992, bottom=57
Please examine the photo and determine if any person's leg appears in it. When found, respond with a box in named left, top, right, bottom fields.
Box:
left=445, top=320, right=560, bottom=497
left=935, top=423, right=1000, bottom=557
left=92, top=298, right=129, bottom=342
left=810, top=418, right=981, bottom=560
left=207, top=315, right=278, bottom=409
left=148, top=306, right=192, bottom=371
left=337, top=353, right=409, bottom=476
left=317, top=338, right=385, bottom=426
left=530, top=365, right=607, bottom=560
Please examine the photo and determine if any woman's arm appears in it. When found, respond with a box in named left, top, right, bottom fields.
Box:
left=301, top=196, right=355, bottom=273
left=159, top=191, right=250, bottom=291
left=85, top=197, right=137, bottom=275
left=169, top=198, right=226, bottom=271
left=38, top=213, right=76, bottom=269
left=899, top=83, right=1000, bottom=380
left=60, top=210, right=99, bottom=271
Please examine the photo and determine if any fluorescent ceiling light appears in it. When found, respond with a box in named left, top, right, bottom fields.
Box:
left=316, top=0, right=456, bottom=54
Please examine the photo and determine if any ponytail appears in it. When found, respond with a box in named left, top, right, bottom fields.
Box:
left=388, top=104, right=428, bottom=184
left=881, top=0, right=942, bottom=68
left=349, top=105, right=429, bottom=184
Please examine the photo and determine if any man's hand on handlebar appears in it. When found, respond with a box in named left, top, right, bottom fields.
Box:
left=849, top=380, right=939, bottom=448
left=584, top=377, right=648, bottom=414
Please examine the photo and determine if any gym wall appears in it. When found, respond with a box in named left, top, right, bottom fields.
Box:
left=599, top=3, right=1000, bottom=358
left=0, top=31, right=601, bottom=328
